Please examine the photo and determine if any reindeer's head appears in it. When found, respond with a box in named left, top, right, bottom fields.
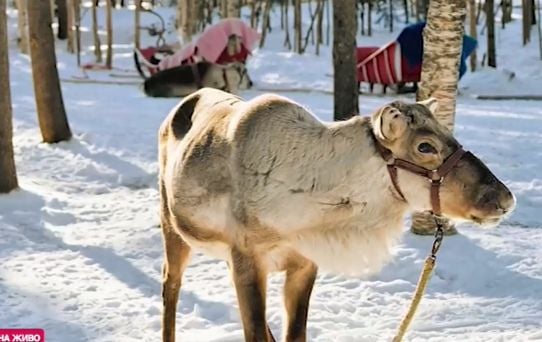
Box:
left=371, top=99, right=515, bottom=226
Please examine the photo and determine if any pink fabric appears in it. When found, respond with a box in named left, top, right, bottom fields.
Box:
left=196, top=18, right=259, bottom=63
left=158, top=42, right=197, bottom=70
left=156, top=19, right=259, bottom=71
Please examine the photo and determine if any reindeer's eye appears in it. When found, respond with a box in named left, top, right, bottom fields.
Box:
left=417, top=142, right=437, bottom=154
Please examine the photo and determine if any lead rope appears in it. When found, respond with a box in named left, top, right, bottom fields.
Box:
left=392, top=215, right=445, bottom=342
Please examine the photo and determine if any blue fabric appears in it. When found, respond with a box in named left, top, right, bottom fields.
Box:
left=396, top=22, right=477, bottom=79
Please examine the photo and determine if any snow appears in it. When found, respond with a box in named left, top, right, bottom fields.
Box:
left=1, top=2, right=542, bottom=342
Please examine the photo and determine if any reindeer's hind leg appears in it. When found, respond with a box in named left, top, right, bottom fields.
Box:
left=161, top=208, right=192, bottom=342
left=283, top=256, right=318, bottom=342
left=230, top=247, right=274, bottom=342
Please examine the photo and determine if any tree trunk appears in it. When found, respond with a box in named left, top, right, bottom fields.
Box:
left=50, top=0, right=55, bottom=22
left=196, top=0, right=206, bottom=31
left=502, top=0, right=512, bottom=26
left=27, top=0, right=72, bottom=143
left=523, top=0, right=532, bottom=44
left=532, top=0, right=537, bottom=24
left=360, top=1, right=365, bottom=35
left=294, top=0, right=302, bottom=53
left=66, top=0, right=74, bottom=52
left=249, top=0, right=256, bottom=27
left=487, top=0, right=496, bottom=66
left=227, top=0, right=240, bottom=17
left=73, top=0, right=81, bottom=66
left=469, top=0, right=477, bottom=71
left=178, top=0, right=195, bottom=43
left=57, top=0, right=68, bottom=39
left=259, top=0, right=272, bottom=48
left=220, top=0, right=227, bottom=18
left=332, top=0, right=358, bottom=120
left=280, top=0, right=284, bottom=29
left=66, top=0, right=81, bottom=58
left=325, top=0, right=330, bottom=44
left=134, top=0, right=141, bottom=49
left=302, top=0, right=321, bottom=52
left=283, top=0, right=291, bottom=49
left=105, top=0, right=113, bottom=68
left=368, top=0, right=372, bottom=36
left=538, top=0, right=542, bottom=59
left=411, top=0, right=466, bottom=235
left=0, top=0, right=18, bottom=193
left=316, top=0, right=324, bottom=54
left=16, top=0, right=28, bottom=54
left=92, top=0, right=102, bottom=63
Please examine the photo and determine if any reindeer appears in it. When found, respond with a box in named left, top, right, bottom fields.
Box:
left=158, top=88, right=515, bottom=342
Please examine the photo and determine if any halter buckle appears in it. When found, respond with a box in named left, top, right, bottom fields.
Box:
left=430, top=170, right=442, bottom=182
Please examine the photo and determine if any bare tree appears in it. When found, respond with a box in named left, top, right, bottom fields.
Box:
left=134, top=0, right=141, bottom=49
left=411, top=0, right=466, bottom=235
left=332, top=0, right=358, bottom=120
left=57, top=0, right=68, bottom=39
left=66, top=0, right=74, bottom=52
left=469, top=0, right=477, bottom=71
left=316, top=0, right=324, bottom=54
left=227, top=0, right=240, bottom=17
left=487, top=0, right=496, bottom=66
left=283, top=0, right=292, bottom=49
left=249, top=0, right=257, bottom=27
left=66, top=0, right=81, bottom=62
left=105, top=0, right=113, bottom=68
left=367, top=0, right=372, bottom=36
left=538, top=0, right=542, bottom=59
left=16, top=0, right=28, bottom=54
left=220, top=0, right=227, bottom=18
left=27, top=0, right=72, bottom=143
left=92, top=0, right=102, bottom=63
left=502, top=0, right=513, bottom=26
left=178, top=0, right=195, bottom=43
left=523, top=0, right=532, bottom=45
left=259, top=0, right=272, bottom=48
left=0, top=0, right=18, bottom=193
left=294, top=0, right=302, bottom=53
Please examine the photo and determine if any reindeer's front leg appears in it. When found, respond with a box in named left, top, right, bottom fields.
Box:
left=231, top=247, right=275, bottom=342
left=283, top=257, right=318, bottom=342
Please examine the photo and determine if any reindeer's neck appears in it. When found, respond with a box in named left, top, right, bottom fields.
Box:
left=289, top=117, right=409, bottom=275
left=318, top=115, right=409, bottom=223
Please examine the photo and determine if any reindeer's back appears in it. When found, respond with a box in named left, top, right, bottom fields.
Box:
left=159, top=88, right=324, bottom=232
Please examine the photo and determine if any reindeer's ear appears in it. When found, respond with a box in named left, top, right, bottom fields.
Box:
left=417, top=97, right=439, bottom=115
left=372, top=104, right=410, bottom=142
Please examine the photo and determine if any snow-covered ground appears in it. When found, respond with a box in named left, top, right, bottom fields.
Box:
left=1, top=3, right=542, bottom=342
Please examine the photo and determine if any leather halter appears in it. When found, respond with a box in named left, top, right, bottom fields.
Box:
left=374, top=139, right=467, bottom=216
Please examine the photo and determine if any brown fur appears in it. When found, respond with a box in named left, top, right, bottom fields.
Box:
left=158, top=88, right=515, bottom=341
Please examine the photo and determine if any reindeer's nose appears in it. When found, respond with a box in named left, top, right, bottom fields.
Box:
left=476, top=185, right=515, bottom=217
left=497, top=187, right=516, bottom=214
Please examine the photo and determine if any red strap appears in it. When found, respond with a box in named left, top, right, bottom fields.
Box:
left=387, top=165, right=406, bottom=201
left=430, top=180, right=442, bottom=216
